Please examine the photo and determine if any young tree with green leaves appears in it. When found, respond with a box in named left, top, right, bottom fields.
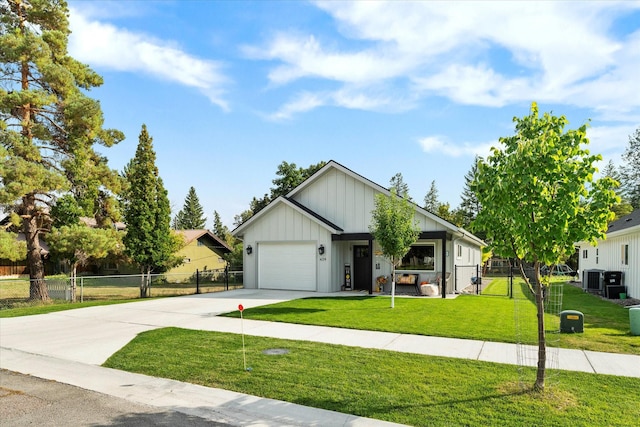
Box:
left=47, top=225, right=122, bottom=301
left=174, top=186, right=206, bottom=229
left=369, top=189, right=420, bottom=308
left=0, top=0, right=123, bottom=300
left=472, top=102, right=618, bottom=392
left=122, top=125, right=182, bottom=297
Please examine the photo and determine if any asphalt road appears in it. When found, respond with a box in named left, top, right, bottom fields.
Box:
left=0, top=369, right=231, bottom=427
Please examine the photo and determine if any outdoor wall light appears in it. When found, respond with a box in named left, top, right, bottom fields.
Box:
left=318, top=244, right=325, bottom=255
left=246, top=245, right=253, bottom=255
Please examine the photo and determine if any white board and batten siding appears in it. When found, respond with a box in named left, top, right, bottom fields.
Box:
left=578, top=227, right=640, bottom=299
left=239, top=201, right=333, bottom=292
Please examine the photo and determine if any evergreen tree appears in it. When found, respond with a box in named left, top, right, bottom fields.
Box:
left=459, top=157, right=482, bottom=228
left=620, top=128, right=640, bottom=209
left=212, top=210, right=229, bottom=238
left=423, top=180, right=440, bottom=212
left=0, top=0, right=123, bottom=300
left=50, top=195, right=83, bottom=228
left=122, top=125, right=181, bottom=297
left=602, top=160, right=632, bottom=220
left=174, top=187, right=206, bottom=229
left=389, top=173, right=411, bottom=200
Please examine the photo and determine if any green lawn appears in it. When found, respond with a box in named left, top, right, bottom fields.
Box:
left=224, top=282, right=639, bottom=355
left=104, top=327, right=640, bottom=427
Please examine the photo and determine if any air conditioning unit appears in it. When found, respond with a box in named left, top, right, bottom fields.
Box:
left=582, top=269, right=604, bottom=293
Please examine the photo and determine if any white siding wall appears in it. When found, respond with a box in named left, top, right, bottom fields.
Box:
left=241, top=202, right=333, bottom=292
left=577, top=229, right=640, bottom=299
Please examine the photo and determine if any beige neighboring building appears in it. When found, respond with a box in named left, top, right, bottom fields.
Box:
left=170, top=229, right=231, bottom=275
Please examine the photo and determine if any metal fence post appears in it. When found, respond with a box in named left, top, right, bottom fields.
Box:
left=196, top=269, right=200, bottom=294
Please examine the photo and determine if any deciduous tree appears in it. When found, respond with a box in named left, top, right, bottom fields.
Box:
left=48, top=225, right=122, bottom=301
left=0, top=0, right=123, bottom=300
left=472, top=102, right=617, bottom=392
left=369, top=189, right=420, bottom=308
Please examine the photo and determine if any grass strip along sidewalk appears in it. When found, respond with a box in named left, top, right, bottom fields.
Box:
left=104, top=327, right=640, bottom=427
left=222, top=283, right=639, bottom=355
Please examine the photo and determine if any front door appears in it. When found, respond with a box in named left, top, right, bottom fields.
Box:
left=353, top=245, right=371, bottom=292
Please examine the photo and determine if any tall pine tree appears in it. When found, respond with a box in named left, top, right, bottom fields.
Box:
left=459, top=157, right=482, bottom=229
left=0, top=0, right=123, bottom=300
left=122, top=125, right=180, bottom=297
left=423, top=180, right=440, bottom=212
left=174, top=187, right=206, bottom=229
left=621, top=128, right=640, bottom=209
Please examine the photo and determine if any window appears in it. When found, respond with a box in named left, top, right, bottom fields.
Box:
left=621, top=244, right=629, bottom=266
left=582, top=249, right=588, bottom=259
left=457, top=245, right=462, bottom=258
left=400, top=244, right=435, bottom=271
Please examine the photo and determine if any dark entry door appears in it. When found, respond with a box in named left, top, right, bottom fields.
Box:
left=353, top=245, right=371, bottom=292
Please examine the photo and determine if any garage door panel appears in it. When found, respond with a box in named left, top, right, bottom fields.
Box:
left=259, top=243, right=316, bottom=291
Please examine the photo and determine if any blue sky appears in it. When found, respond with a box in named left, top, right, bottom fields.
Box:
left=66, top=1, right=640, bottom=228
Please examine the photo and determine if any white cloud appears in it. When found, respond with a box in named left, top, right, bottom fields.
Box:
left=266, top=92, right=327, bottom=121
left=587, top=124, right=637, bottom=161
left=68, top=8, right=230, bottom=110
left=418, top=136, right=494, bottom=158
left=252, top=1, right=640, bottom=119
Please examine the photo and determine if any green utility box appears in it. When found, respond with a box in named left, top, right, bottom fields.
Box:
left=560, top=310, right=584, bottom=333
left=630, top=308, right=640, bottom=336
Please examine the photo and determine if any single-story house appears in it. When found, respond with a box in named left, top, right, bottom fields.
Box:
left=169, top=229, right=231, bottom=275
left=232, top=160, right=485, bottom=295
left=576, top=209, right=640, bottom=299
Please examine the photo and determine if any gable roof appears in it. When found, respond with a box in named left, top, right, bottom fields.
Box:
left=233, top=196, right=344, bottom=237
left=606, top=209, right=640, bottom=237
left=233, top=160, right=484, bottom=246
left=176, top=229, right=231, bottom=253
left=288, top=160, right=484, bottom=246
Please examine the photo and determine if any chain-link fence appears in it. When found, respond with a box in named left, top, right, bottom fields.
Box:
left=0, top=268, right=243, bottom=308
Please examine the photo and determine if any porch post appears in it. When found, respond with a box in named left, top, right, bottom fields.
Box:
left=441, top=236, right=447, bottom=299
left=368, top=238, right=373, bottom=295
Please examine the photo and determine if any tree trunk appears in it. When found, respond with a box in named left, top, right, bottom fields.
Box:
left=140, top=267, right=151, bottom=298
left=22, top=195, right=48, bottom=301
left=71, top=263, right=77, bottom=303
left=390, top=259, right=397, bottom=309
left=534, top=275, right=546, bottom=391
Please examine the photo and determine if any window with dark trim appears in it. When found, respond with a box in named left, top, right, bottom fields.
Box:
left=400, top=244, right=435, bottom=270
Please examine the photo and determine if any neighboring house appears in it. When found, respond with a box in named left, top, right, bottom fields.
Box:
left=576, top=209, right=640, bottom=299
left=169, top=229, right=231, bottom=275
left=0, top=232, right=51, bottom=277
left=232, top=161, right=485, bottom=295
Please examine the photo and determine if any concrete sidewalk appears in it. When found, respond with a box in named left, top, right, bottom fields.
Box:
left=1, top=289, right=639, bottom=426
